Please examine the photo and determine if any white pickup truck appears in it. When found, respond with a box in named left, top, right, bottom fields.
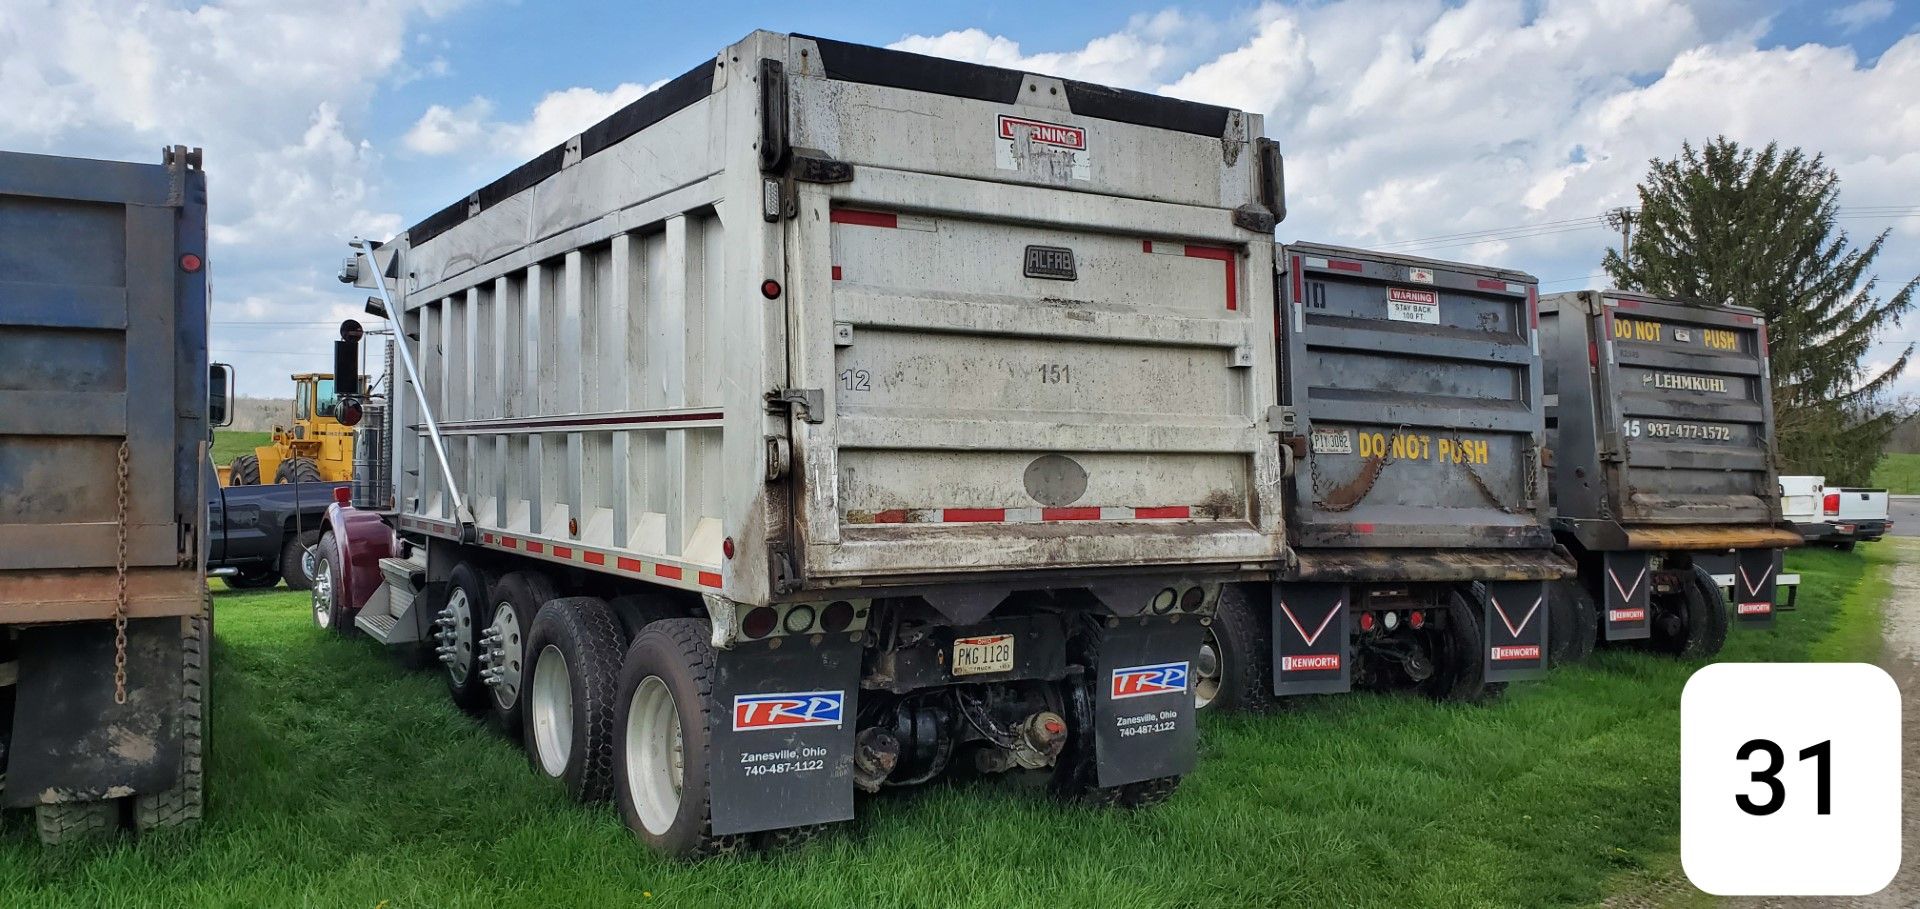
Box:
left=1821, top=486, right=1892, bottom=549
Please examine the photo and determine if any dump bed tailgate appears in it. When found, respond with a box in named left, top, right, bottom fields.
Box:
left=1278, top=244, right=1548, bottom=550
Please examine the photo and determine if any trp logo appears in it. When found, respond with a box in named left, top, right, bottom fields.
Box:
left=732, top=691, right=845, bottom=731
left=1110, top=662, right=1189, bottom=700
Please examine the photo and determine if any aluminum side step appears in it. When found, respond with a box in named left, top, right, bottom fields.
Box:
left=354, top=557, right=427, bottom=644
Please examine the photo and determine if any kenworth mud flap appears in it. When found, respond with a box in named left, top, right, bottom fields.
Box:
left=708, top=634, right=863, bottom=835
left=1693, top=548, right=1783, bottom=629
left=1093, top=617, right=1203, bottom=787
left=1271, top=583, right=1350, bottom=696
left=1602, top=551, right=1653, bottom=641
left=1481, top=580, right=1549, bottom=683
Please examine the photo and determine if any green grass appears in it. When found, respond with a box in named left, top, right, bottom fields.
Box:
left=211, top=431, right=270, bottom=468
left=1870, top=452, right=1920, bottom=494
left=0, top=547, right=1892, bottom=908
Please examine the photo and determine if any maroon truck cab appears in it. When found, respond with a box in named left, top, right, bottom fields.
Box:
left=324, top=498, right=392, bottom=616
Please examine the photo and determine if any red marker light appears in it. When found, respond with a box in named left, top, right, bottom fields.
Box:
left=333, top=486, right=351, bottom=506
left=180, top=253, right=203, bottom=273
left=761, top=279, right=782, bottom=299
left=1358, top=612, right=1376, bottom=632
left=1409, top=610, right=1425, bottom=629
left=722, top=537, right=735, bottom=559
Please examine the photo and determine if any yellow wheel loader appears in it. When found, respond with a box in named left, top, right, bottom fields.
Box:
left=222, top=373, right=364, bottom=486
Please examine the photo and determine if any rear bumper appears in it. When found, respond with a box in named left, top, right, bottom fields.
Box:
left=1287, top=546, right=1573, bottom=583
left=1556, top=517, right=1801, bottom=552
left=1824, top=520, right=1888, bottom=542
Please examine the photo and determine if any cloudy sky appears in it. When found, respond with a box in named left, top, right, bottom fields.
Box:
left=3, top=0, right=1916, bottom=397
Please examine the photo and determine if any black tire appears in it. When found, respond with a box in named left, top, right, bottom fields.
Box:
left=221, top=567, right=279, bottom=590
left=280, top=529, right=322, bottom=591
left=1420, top=590, right=1492, bottom=702
left=34, top=801, right=118, bottom=844
left=1652, top=565, right=1730, bottom=659
left=608, top=592, right=692, bottom=641
left=440, top=562, right=494, bottom=710
left=1196, top=585, right=1271, bottom=713
left=523, top=597, right=629, bottom=803
left=1547, top=580, right=1599, bottom=666
left=227, top=454, right=260, bottom=486
left=1834, top=541, right=1857, bottom=552
left=134, top=612, right=208, bottom=835
left=1050, top=618, right=1185, bottom=808
left=613, top=617, right=742, bottom=859
left=274, top=456, right=323, bottom=484
left=311, top=532, right=355, bottom=635
left=484, top=570, right=557, bottom=738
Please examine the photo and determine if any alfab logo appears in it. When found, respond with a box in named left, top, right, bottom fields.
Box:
left=1737, top=601, right=1773, bottom=616
left=1282, top=654, right=1341, bottom=672
left=1609, top=607, right=1648, bottom=623
left=732, top=691, right=844, bottom=731
left=997, top=115, right=1086, bottom=149
left=1111, top=662, right=1189, bottom=700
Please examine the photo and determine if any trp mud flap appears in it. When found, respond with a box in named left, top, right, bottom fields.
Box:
left=1481, top=580, right=1549, bottom=683
left=5, top=618, right=184, bottom=807
left=1601, top=551, right=1652, bottom=641
left=1271, top=583, right=1351, bottom=695
left=707, top=634, right=863, bottom=836
left=1094, top=617, right=1203, bottom=787
left=1717, top=548, right=1780, bottom=628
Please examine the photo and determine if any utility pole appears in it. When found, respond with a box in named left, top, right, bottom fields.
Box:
left=1605, top=208, right=1636, bottom=267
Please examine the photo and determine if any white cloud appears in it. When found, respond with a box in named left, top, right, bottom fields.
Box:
left=401, top=79, right=667, bottom=159
left=403, top=97, right=493, bottom=154
left=1828, top=0, right=1895, bottom=32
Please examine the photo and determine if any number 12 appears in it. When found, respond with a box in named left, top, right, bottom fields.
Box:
left=1736, top=738, right=1831, bottom=816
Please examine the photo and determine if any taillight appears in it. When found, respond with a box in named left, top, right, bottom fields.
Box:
left=1358, top=612, right=1376, bottom=632
left=1409, top=610, right=1426, bottom=629
left=1823, top=493, right=1840, bottom=516
left=741, top=607, right=778, bottom=639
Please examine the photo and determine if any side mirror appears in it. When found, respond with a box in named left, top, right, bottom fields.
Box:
left=335, top=320, right=363, bottom=397
left=209, top=363, right=235, bottom=427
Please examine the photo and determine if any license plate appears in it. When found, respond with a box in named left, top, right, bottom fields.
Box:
left=1311, top=428, right=1352, bottom=454
left=953, top=634, right=1015, bottom=676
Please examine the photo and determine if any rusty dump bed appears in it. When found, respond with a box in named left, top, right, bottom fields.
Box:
left=1277, top=243, right=1551, bottom=552
left=0, top=148, right=210, bottom=623
left=1540, top=290, right=1789, bottom=548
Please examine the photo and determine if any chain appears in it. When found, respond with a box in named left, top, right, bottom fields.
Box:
left=1313, top=423, right=1408, bottom=513
left=113, top=440, right=130, bottom=705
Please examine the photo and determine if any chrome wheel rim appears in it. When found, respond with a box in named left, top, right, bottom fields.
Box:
left=487, top=602, right=525, bottom=707
left=626, top=675, right=684, bottom=836
left=530, top=645, right=573, bottom=777
left=446, top=588, right=476, bottom=686
left=1194, top=628, right=1223, bottom=710
left=311, top=556, right=334, bottom=629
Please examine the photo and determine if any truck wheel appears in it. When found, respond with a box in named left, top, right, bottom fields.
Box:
left=311, top=532, right=356, bottom=635
left=1547, top=580, right=1598, bottom=666
left=613, top=618, right=741, bottom=859
left=222, top=567, right=279, bottom=590
left=34, top=800, right=119, bottom=844
left=1834, top=541, right=1857, bottom=553
left=1653, top=566, right=1730, bottom=659
left=438, top=562, right=493, bottom=710
left=274, top=457, right=322, bottom=484
left=1195, top=585, right=1271, bottom=712
left=524, top=597, right=628, bottom=803
left=134, top=613, right=207, bottom=835
left=483, top=571, right=557, bottom=738
left=1420, top=590, right=1493, bottom=703
left=281, top=529, right=322, bottom=591
left=227, top=454, right=260, bottom=486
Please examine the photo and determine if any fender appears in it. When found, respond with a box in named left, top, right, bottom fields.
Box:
left=325, top=502, right=392, bottom=615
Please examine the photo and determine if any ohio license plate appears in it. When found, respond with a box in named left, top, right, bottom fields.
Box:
left=953, top=634, right=1015, bottom=676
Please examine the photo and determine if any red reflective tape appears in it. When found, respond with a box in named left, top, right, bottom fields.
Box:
left=831, top=209, right=897, bottom=228
left=943, top=508, right=1006, bottom=522
left=1291, top=256, right=1304, bottom=307
left=1134, top=506, right=1191, bottom=519
left=1616, top=298, right=1641, bottom=309
left=1354, top=523, right=1375, bottom=533
left=616, top=557, right=643, bottom=572
left=1142, top=239, right=1154, bottom=253
left=500, top=536, right=517, bottom=549
left=1476, top=278, right=1507, bottom=290
left=698, top=571, right=723, bottom=588
left=1736, top=314, right=1754, bottom=324
left=482, top=533, right=494, bottom=543
left=1327, top=259, right=1364, bottom=272
left=654, top=564, right=683, bottom=580
left=583, top=551, right=605, bottom=566
left=1042, top=507, right=1103, bottom=521
left=1528, top=286, right=1539, bottom=329
left=1184, top=244, right=1237, bottom=310
left=526, top=542, right=544, bottom=554
left=872, top=509, right=909, bottom=524
left=831, top=265, right=843, bottom=281
left=553, top=546, right=572, bottom=559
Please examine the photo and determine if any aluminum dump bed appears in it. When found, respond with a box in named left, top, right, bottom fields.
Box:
left=1276, top=243, right=1549, bottom=551
left=0, top=147, right=210, bottom=622
left=365, top=31, right=1285, bottom=606
left=1540, top=290, right=1785, bottom=541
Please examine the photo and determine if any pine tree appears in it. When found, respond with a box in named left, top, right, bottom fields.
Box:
left=1603, top=138, right=1916, bottom=485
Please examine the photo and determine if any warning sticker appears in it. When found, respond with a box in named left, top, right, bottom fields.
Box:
left=1310, top=428, right=1352, bottom=454
left=1387, top=287, right=1439, bottom=325
left=1408, top=267, right=1435, bottom=284
left=995, top=115, right=1091, bottom=183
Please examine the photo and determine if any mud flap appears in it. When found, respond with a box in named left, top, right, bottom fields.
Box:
left=707, top=634, right=862, bottom=836
left=1094, top=617, right=1203, bottom=788
left=1601, top=551, right=1652, bottom=641
left=6, top=618, right=183, bottom=807
left=1482, top=580, right=1549, bottom=683
left=1271, top=583, right=1350, bottom=695
left=1730, top=548, right=1780, bottom=628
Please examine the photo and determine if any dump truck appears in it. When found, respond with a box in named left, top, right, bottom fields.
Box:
left=315, top=31, right=1287, bottom=857
left=222, top=371, right=365, bottom=486
left=1198, top=244, right=1571, bottom=711
left=1539, top=290, right=1801, bottom=657
left=0, top=146, right=224, bottom=843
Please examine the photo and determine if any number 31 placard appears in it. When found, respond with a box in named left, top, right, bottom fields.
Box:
left=1682, top=663, right=1902, bottom=895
